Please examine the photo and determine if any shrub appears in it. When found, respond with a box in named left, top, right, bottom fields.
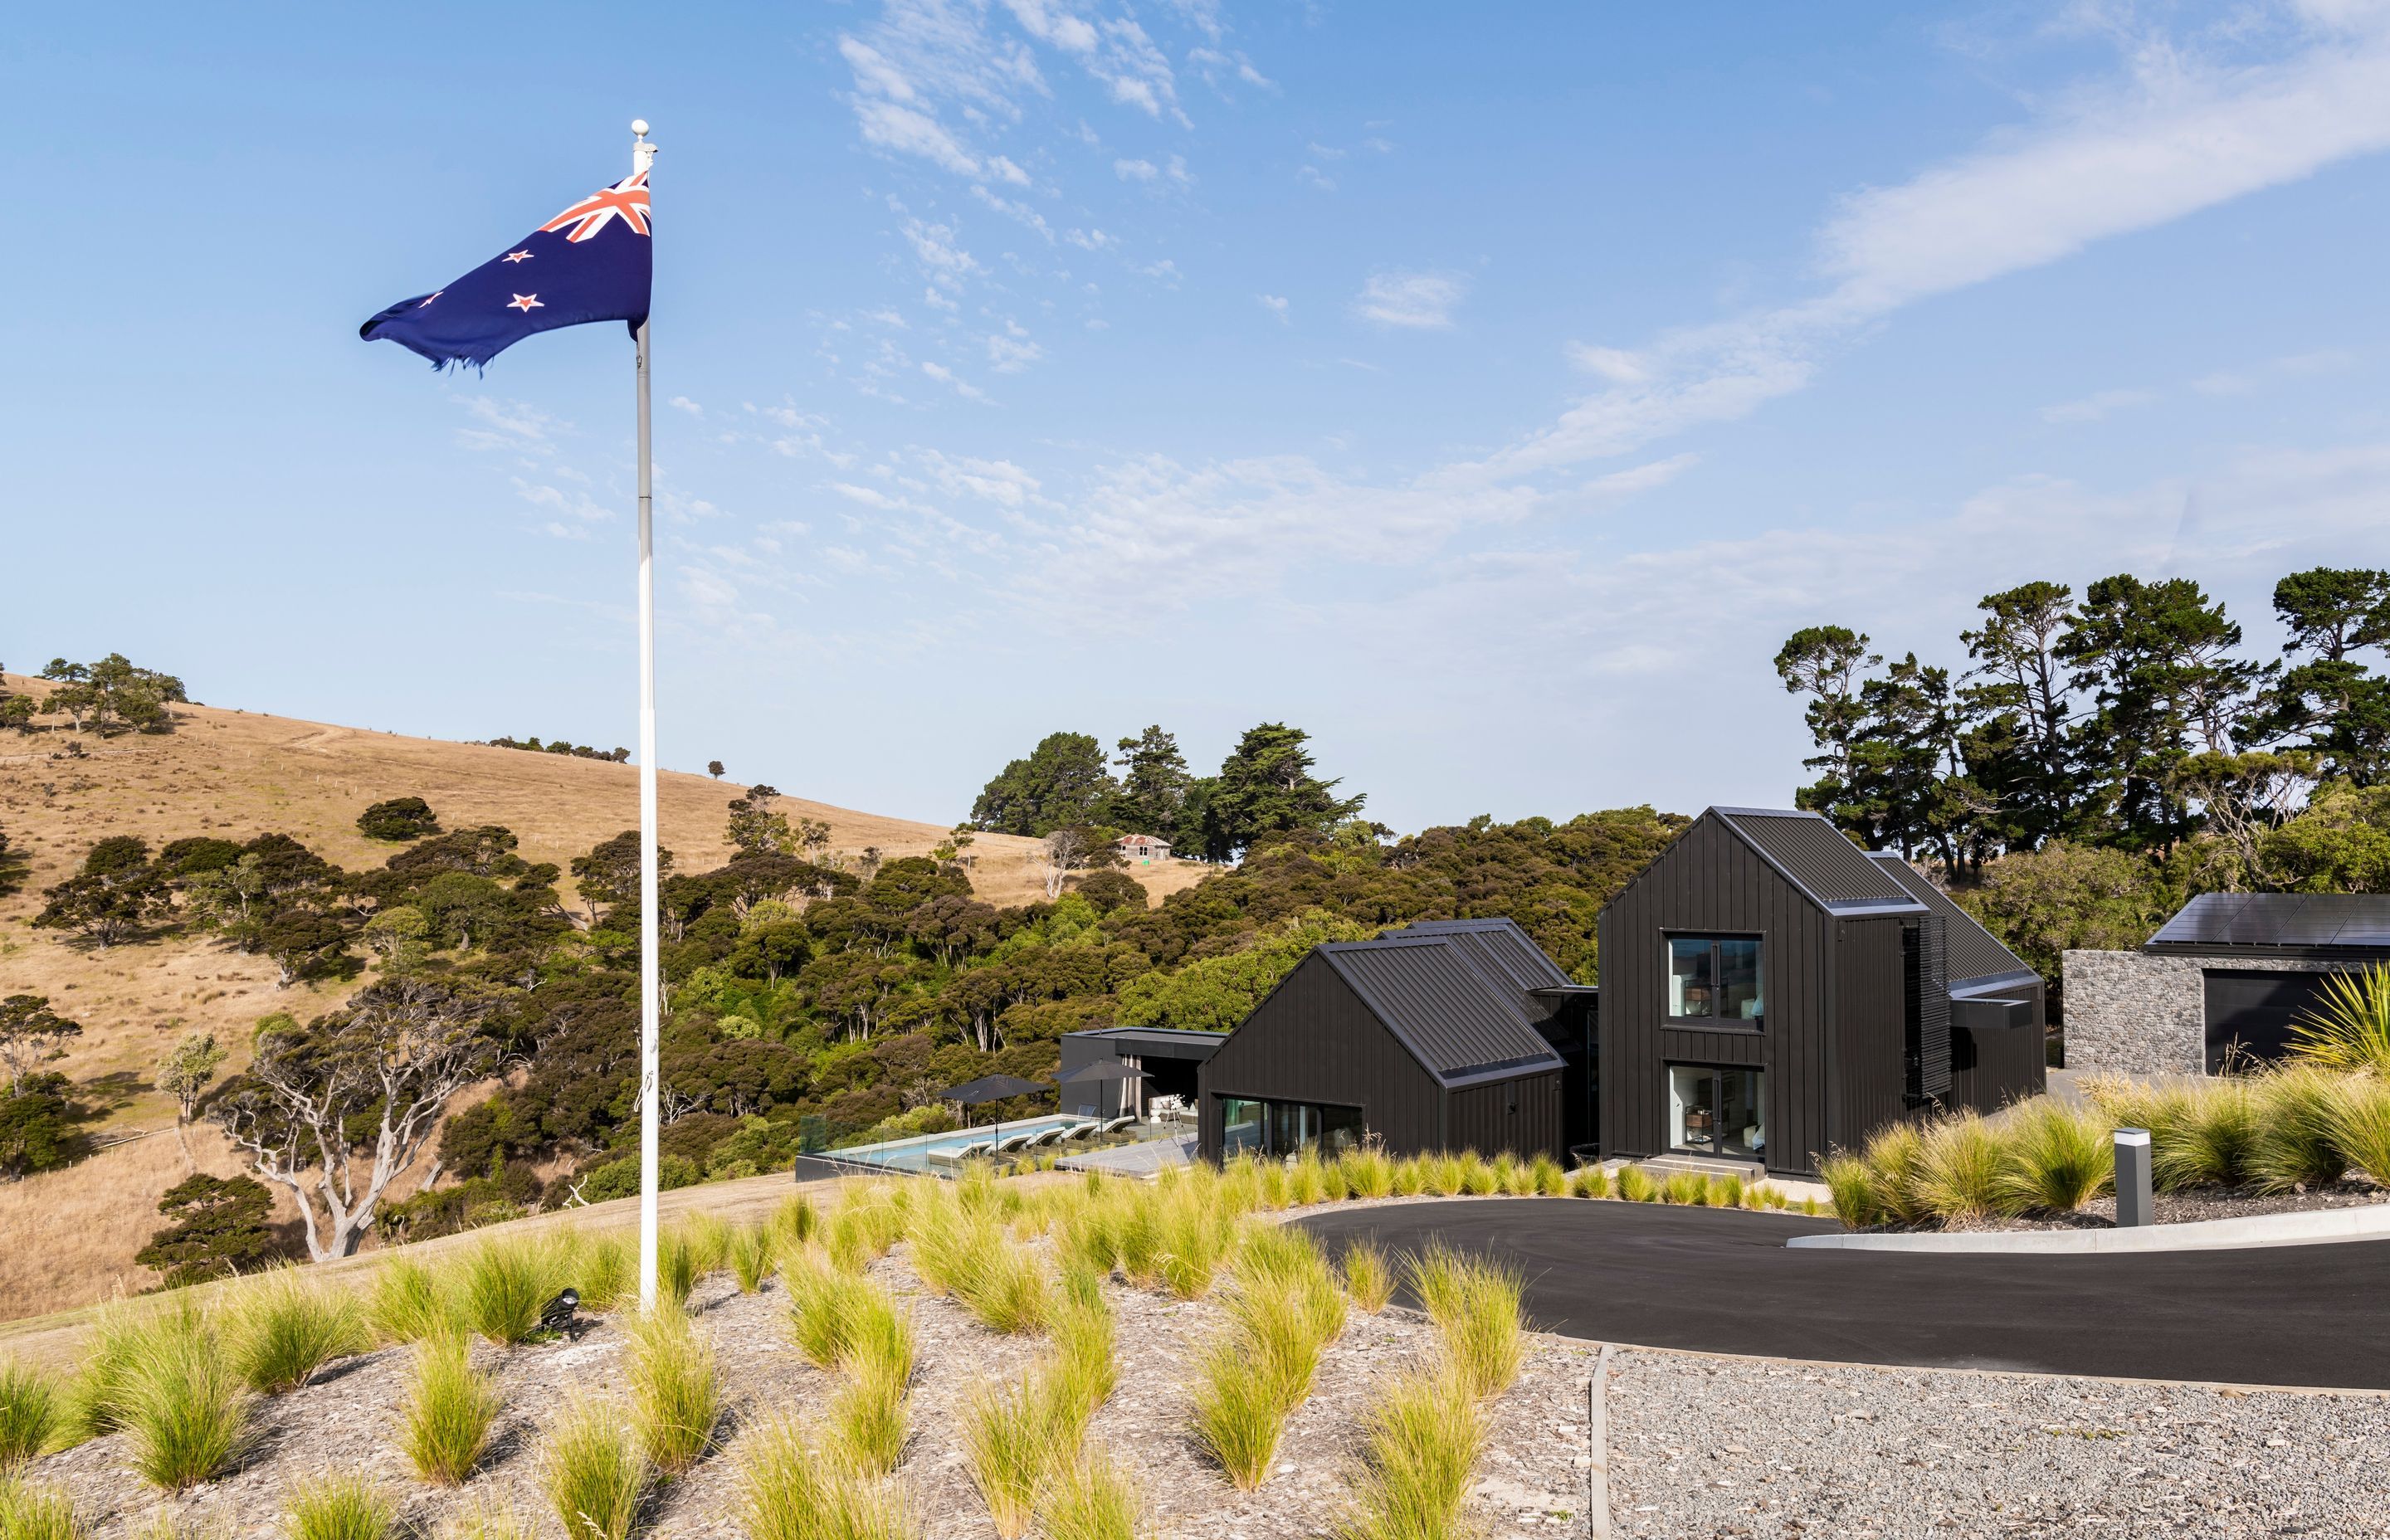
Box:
left=579, top=1153, right=701, bottom=1206
left=2251, top=1065, right=2351, bottom=1192
left=135, top=1174, right=278, bottom=1288
left=573, top=1231, right=637, bottom=1314
left=1424, top=1156, right=1464, bottom=1198
left=2327, top=1074, right=2390, bottom=1187
left=783, top=1250, right=863, bottom=1368
left=0, top=1357, right=60, bottom=1469
left=63, top=1300, right=157, bottom=1441
left=2289, top=962, right=2390, bottom=1074
left=458, top=1240, right=552, bottom=1345
left=765, top=1193, right=818, bottom=1252
left=1914, top=1114, right=2021, bottom=1224
left=1821, top=1153, right=1879, bottom=1227
left=1339, top=1240, right=1395, bottom=1313
left=540, top=1398, right=648, bottom=1540
left=402, top=1332, right=501, bottom=1486
left=738, top=1416, right=911, bottom=1540
left=677, top=1211, right=734, bottom=1276
left=1457, top=1155, right=1498, bottom=1196
left=1568, top=1165, right=1610, bottom=1199
left=657, top=1231, right=700, bottom=1313
left=358, top=797, right=441, bottom=842
left=1189, top=1341, right=1283, bottom=1493
left=371, top=1256, right=455, bottom=1344
left=1409, top=1248, right=1524, bottom=1401
left=963, top=1377, right=1066, bottom=1540
left=0, top=1481, right=81, bottom=1540
left=1613, top=1165, right=1656, bottom=1204
left=1343, top=1370, right=1485, bottom=1540
left=1038, top=1449, right=1140, bottom=1540
left=0, top=1078, right=81, bottom=1182
left=285, top=1474, right=398, bottom=1540
left=1046, top=1273, right=1116, bottom=1444
left=1390, top=1158, right=1427, bottom=1197
left=226, top=1269, right=367, bottom=1394
left=1999, top=1099, right=2111, bottom=1213
left=120, top=1314, right=252, bottom=1490
left=1491, top=1155, right=1531, bottom=1196
left=626, top=1309, right=720, bottom=1476
left=1707, top=1175, right=1742, bottom=1209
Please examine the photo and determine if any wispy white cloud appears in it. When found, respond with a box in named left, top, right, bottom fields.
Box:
left=1355, top=270, right=1467, bottom=329
left=1257, top=293, right=1290, bottom=322
left=2041, top=387, right=2158, bottom=424
left=921, top=360, right=992, bottom=402
left=1114, top=157, right=1158, bottom=180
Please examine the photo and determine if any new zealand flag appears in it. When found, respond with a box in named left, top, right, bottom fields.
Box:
left=361, top=170, right=651, bottom=369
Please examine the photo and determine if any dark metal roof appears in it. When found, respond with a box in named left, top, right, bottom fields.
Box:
left=2147, top=893, right=2390, bottom=957
left=1711, top=808, right=1926, bottom=915
left=1317, top=936, right=1567, bottom=1088
left=1863, top=852, right=2035, bottom=986
left=1393, top=919, right=1574, bottom=993
left=1061, top=1026, right=1229, bottom=1060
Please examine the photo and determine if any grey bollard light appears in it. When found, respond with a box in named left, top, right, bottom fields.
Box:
left=2114, top=1127, right=2153, bottom=1228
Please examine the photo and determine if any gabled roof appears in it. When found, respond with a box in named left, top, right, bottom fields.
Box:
left=1392, top=918, right=1573, bottom=996
left=1710, top=807, right=1926, bottom=916
left=1863, top=851, right=2036, bottom=987
left=1315, top=933, right=1567, bottom=1089
left=2147, top=893, right=2390, bottom=957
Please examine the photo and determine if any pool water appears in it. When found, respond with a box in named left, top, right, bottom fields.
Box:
left=825, top=1113, right=1095, bottom=1174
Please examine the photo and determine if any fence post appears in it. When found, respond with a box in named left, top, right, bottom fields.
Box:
left=2114, top=1127, right=2153, bottom=1227
left=1588, top=1342, right=1615, bottom=1539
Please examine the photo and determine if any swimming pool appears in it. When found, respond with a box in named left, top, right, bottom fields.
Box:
left=822, top=1113, right=1095, bottom=1175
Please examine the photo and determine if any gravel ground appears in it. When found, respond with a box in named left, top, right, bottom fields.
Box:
left=1607, top=1351, right=2390, bottom=1538
left=14, top=1254, right=1592, bottom=1540
left=1949, top=1180, right=2390, bottom=1232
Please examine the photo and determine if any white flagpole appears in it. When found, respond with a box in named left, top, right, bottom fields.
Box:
left=631, top=117, right=662, bottom=1316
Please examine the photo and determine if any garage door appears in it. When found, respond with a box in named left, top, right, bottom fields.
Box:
left=2202, top=969, right=2336, bottom=1072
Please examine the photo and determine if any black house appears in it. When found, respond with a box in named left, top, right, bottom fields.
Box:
left=1594, top=807, right=2046, bottom=1177
left=1194, top=919, right=1593, bottom=1162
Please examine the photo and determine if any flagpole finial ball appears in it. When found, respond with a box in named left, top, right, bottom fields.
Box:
left=632, top=119, right=650, bottom=138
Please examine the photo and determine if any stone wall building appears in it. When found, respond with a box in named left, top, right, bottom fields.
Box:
left=2063, top=894, right=2390, bottom=1077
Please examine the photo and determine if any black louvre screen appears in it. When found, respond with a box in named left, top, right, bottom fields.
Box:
left=1905, top=916, right=1951, bottom=1103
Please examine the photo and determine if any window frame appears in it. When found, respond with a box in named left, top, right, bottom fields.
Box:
left=1662, top=931, right=1766, bottom=1028
left=1665, top=1063, right=1768, bottom=1162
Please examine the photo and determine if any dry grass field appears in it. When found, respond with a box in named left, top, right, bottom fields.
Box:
left=0, top=671, right=1207, bottom=1318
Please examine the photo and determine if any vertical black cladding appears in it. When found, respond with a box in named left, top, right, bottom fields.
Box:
left=1904, top=916, right=1951, bottom=1102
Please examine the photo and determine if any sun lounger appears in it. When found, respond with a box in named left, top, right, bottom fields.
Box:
left=995, top=1132, right=1036, bottom=1153
left=1061, top=1121, right=1102, bottom=1142
left=1027, top=1125, right=1068, bottom=1148
left=1097, top=1115, right=1138, bottom=1136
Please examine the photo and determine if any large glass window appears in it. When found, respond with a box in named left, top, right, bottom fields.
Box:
left=1217, top=1096, right=1364, bottom=1157
left=1668, top=1065, right=1766, bottom=1160
left=1667, top=936, right=1764, bottom=1022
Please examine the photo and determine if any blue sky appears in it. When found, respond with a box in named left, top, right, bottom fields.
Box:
left=12, top=2, right=2390, bottom=832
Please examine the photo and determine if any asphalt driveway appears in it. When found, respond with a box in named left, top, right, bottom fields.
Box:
left=1295, top=1198, right=2390, bottom=1390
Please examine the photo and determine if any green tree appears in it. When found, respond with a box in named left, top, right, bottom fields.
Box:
left=134, top=1174, right=278, bottom=1286
left=571, top=829, right=676, bottom=924
left=725, top=784, right=795, bottom=856
left=1774, top=625, right=1879, bottom=821
left=2256, top=568, right=2390, bottom=785
left=0, top=995, right=83, bottom=1096
left=33, top=838, right=166, bottom=948
left=1953, top=841, right=2181, bottom=1006
left=1959, top=581, right=2085, bottom=849
left=357, top=797, right=441, bottom=841
left=0, top=1074, right=80, bottom=1179
left=361, top=905, right=432, bottom=972
left=2257, top=781, right=2390, bottom=893
left=970, top=732, right=1118, bottom=836
left=1110, top=726, right=1192, bottom=836
left=1115, top=913, right=1380, bottom=1031
left=156, top=1031, right=227, bottom=1124
left=1202, top=724, right=1365, bottom=859
left=41, top=654, right=188, bottom=735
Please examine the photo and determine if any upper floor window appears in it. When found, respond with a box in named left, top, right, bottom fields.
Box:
left=1667, top=936, right=1763, bottom=1023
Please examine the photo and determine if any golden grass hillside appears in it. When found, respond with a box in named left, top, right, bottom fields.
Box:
left=0, top=671, right=1207, bottom=1318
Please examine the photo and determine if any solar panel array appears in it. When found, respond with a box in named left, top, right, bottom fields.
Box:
left=2149, top=892, right=2390, bottom=952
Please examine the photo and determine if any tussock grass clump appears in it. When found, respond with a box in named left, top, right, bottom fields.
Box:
left=1707, top=1175, right=1743, bottom=1209
left=911, top=1200, right=1050, bottom=1333
left=1409, top=1248, right=1524, bottom=1401
left=2000, top=1099, right=2112, bottom=1212
left=1456, top=1155, right=1498, bottom=1197
left=678, top=1212, right=734, bottom=1277
left=1856, top=1120, right=1930, bottom=1225
left=1341, top=1370, right=1486, bottom=1540
left=540, top=1398, right=648, bottom=1540
left=227, top=1269, right=367, bottom=1394
left=1037, top=1449, right=1141, bottom=1540
left=120, top=1315, right=253, bottom=1491
left=2326, top=1074, right=2390, bottom=1187
left=1339, top=1240, right=1395, bottom=1314
left=1490, top=1155, right=1529, bottom=1196
left=1390, top=1158, right=1427, bottom=1197
left=2155, top=1079, right=2256, bottom=1190
left=0, top=1479, right=83, bottom=1540
left=738, top=1416, right=912, bottom=1540
left=831, top=1355, right=910, bottom=1478
left=1423, top=1155, right=1464, bottom=1198
left=285, top=1474, right=398, bottom=1540
left=63, top=1300, right=164, bottom=1444
left=1820, top=1153, right=1879, bottom=1226
left=765, top=1194, right=818, bottom=1254
left=1339, top=1149, right=1396, bottom=1200
left=657, top=1232, right=701, bottom=1313
left=1188, top=1343, right=1280, bottom=1494
left=1193, top=1226, right=1347, bottom=1489
left=402, top=1331, right=503, bottom=1486
left=626, top=1309, right=720, bottom=1477
left=1613, top=1165, right=1656, bottom=1204
left=1659, top=1171, right=1706, bottom=1206
left=371, top=1256, right=455, bottom=1345
left=458, top=1240, right=550, bottom=1346
left=573, top=1232, right=638, bottom=1314
left=728, top=1225, right=773, bottom=1294
left=962, top=1377, right=1068, bottom=1540
left=2251, top=1065, right=2352, bottom=1192
left=1045, top=1274, right=1116, bottom=1445
left=1288, top=1153, right=1329, bottom=1207
left=1914, top=1113, right=2021, bottom=1223
left=0, top=1357, right=61, bottom=1469
left=1567, top=1165, right=1610, bottom=1200
left=1527, top=1154, right=1566, bottom=1196
left=437, top=1497, right=534, bottom=1540
left=783, top=1250, right=867, bottom=1368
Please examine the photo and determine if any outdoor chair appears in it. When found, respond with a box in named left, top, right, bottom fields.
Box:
left=1061, top=1120, right=1101, bottom=1141
left=1027, top=1125, right=1068, bottom=1148
left=995, top=1132, right=1036, bottom=1153
left=1098, top=1114, right=1138, bottom=1136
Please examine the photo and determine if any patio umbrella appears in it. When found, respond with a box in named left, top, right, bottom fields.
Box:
left=1057, top=1057, right=1153, bottom=1122
left=937, top=1073, right=1053, bottom=1148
